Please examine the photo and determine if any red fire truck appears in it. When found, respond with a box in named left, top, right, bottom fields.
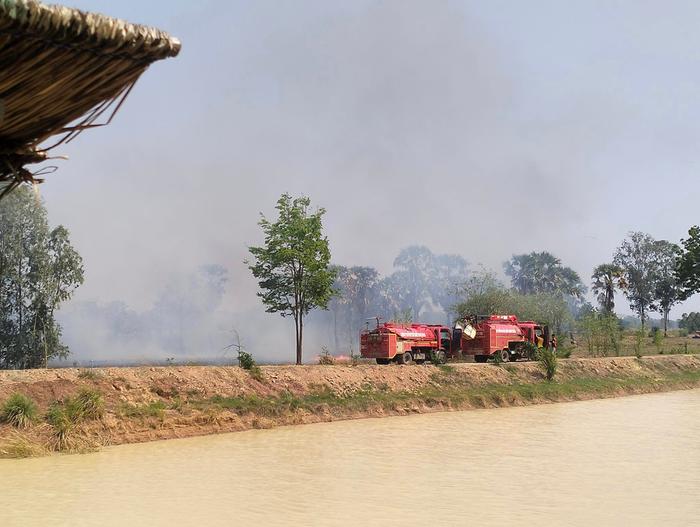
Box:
left=455, top=315, right=547, bottom=363
left=360, top=322, right=452, bottom=364
left=360, top=315, right=547, bottom=364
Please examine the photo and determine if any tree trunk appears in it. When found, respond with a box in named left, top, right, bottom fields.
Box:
left=296, top=315, right=304, bottom=365
left=294, top=315, right=301, bottom=365
left=333, top=308, right=339, bottom=353
left=663, top=308, right=669, bottom=337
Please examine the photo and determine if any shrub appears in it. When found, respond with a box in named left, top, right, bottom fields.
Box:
left=652, top=329, right=664, bottom=354
left=557, top=346, right=572, bottom=359
left=579, top=313, right=621, bottom=357
left=318, top=347, right=335, bottom=365
left=77, top=369, right=101, bottom=381
left=238, top=350, right=256, bottom=370
left=538, top=348, right=557, bottom=381
left=1, top=393, right=38, bottom=429
left=236, top=349, right=264, bottom=381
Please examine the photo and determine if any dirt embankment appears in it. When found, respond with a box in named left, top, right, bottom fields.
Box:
left=1, top=355, right=699, bottom=456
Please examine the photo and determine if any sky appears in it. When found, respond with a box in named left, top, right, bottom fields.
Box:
left=33, top=0, right=700, bottom=359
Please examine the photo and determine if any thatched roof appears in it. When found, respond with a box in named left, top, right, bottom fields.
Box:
left=0, top=0, right=181, bottom=197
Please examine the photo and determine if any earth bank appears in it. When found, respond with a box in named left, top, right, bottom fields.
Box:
left=1, top=354, right=699, bottom=457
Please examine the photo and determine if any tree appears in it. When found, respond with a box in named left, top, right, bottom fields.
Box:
left=651, top=240, right=681, bottom=336
left=0, top=187, right=84, bottom=368
left=504, top=251, right=585, bottom=298
left=247, top=194, right=335, bottom=365
left=613, top=232, right=661, bottom=329
left=679, top=312, right=700, bottom=333
left=579, top=311, right=622, bottom=357
left=453, top=269, right=572, bottom=334
left=327, top=265, right=379, bottom=352
left=382, top=246, right=468, bottom=322
left=453, top=268, right=509, bottom=317
left=391, top=246, right=434, bottom=319
left=676, top=225, right=700, bottom=300
left=591, top=263, right=626, bottom=314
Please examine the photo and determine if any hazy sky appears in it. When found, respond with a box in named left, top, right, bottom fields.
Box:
left=41, top=0, right=700, bottom=338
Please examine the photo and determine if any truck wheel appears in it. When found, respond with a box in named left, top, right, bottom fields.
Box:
left=474, top=355, right=487, bottom=363
left=499, top=349, right=510, bottom=362
left=433, top=350, right=446, bottom=364
left=397, top=351, right=413, bottom=365
left=376, top=358, right=390, bottom=365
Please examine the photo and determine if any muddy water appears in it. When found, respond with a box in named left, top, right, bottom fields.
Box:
left=2, top=389, right=699, bottom=527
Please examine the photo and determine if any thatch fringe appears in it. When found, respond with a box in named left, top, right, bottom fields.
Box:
left=0, top=0, right=180, bottom=196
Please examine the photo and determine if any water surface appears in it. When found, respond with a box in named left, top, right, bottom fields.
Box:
left=2, top=389, right=699, bottom=526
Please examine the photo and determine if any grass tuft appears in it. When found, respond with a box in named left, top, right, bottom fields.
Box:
left=77, top=369, right=102, bottom=381
left=118, top=401, right=166, bottom=420
left=1, top=393, right=38, bottom=429
left=45, top=389, right=104, bottom=451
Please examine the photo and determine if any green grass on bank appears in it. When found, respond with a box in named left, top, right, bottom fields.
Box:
left=182, top=367, right=700, bottom=419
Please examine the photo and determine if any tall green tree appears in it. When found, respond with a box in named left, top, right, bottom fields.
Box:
left=613, top=232, right=661, bottom=328
left=651, top=240, right=681, bottom=336
left=676, top=225, right=700, bottom=300
left=0, top=187, right=84, bottom=368
left=247, top=194, right=335, bottom=365
left=591, top=263, right=626, bottom=313
left=504, top=251, right=585, bottom=298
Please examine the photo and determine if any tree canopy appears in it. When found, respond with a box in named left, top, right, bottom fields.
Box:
left=504, top=251, right=585, bottom=298
left=0, top=187, right=84, bottom=368
left=676, top=225, right=700, bottom=300
left=454, top=269, right=572, bottom=333
left=247, top=194, right=335, bottom=364
left=591, top=263, right=625, bottom=313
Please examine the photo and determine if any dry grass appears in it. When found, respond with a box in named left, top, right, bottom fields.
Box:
left=0, top=431, right=47, bottom=459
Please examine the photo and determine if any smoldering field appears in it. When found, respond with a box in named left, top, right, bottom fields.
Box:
left=45, top=0, right=700, bottom=364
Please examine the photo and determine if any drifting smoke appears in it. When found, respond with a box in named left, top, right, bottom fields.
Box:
left=42, top=0, right=700, bottom=363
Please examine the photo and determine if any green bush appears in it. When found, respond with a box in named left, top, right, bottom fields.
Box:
left=557, top=346, right=572, bottom=358
left=238, top=350, right=256, bottom=370
left=538, top=348, right=557, bottom=381
left=1, top=393, right=38, bottom=429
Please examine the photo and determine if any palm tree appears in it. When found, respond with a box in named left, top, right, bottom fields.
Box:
left=591, top=264, right=626, bottom=313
